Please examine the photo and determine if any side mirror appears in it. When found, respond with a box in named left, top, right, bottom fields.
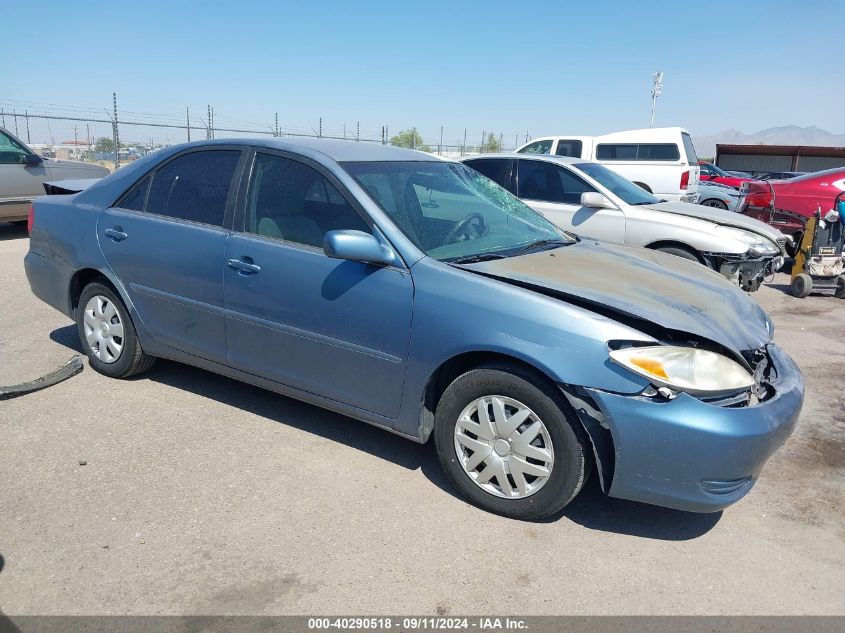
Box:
left=23, top=153, right=43, bottom=166
left=580, top=192, right=612, bottom=209
left=323, top=230, right=397, bottom=266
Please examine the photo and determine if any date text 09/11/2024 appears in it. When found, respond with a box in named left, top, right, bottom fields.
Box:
left=307, top=617, right=528, bottom=630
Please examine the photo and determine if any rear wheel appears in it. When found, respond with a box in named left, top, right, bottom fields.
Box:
left=835, top=276, right=845, bottom=299
left=76, top=281, right=155, bottom=378
left=433, top=364, right=589, bottom=520
left=790, top=273, right=813, bottom=298
left=700, top=198, right=728, bottom=210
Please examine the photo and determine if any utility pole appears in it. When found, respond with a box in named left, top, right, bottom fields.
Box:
left=439, top=126, right=443, bottom=155
left=275, top=112, right=279, bottom=137
left=25, top=110, right=30, bottom=143
left=481, top=130, right=485, bottom=153
left=113, top=92, right=119, bottom=171
left=650, top=71, right=664, bottom=128
left=319, top=117, right=322, bottom=138
left=186, top=106, right=191, bottom=142
left=207, top=105, right=212, bottom=140
left=463, top=129, right=467, bottom=156
left=356, top=121, right=360, bottom=142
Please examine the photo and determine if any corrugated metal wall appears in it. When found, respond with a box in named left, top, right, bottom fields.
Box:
left=796, top=155, right=845, bottom=172
left=716, top=153, right=793, bottom=172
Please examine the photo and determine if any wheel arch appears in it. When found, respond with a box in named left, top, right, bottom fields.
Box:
left=418, top=350, right=615, bottom=492
left=68, top=268, right=122, bottom=316
left=643, top=240, right=705, bottom=265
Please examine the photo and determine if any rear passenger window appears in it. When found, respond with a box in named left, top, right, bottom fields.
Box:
left=245, top=153, right=369, bottom=248
left=518, top=140, right=553, bottom=155
left=145, top=150, right=241, bottom=226
left=116, top=175, right=151, bottom=211
left=554, top=140, right=583, bottom=157
left=596, top=143, right=680, bottom=161
left=464, top=159, right=510, bottom=188
left=517, top=160, right=595, bottom=204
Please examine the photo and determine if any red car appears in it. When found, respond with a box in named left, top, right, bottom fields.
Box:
left=699, top=162, right=754, bottom=189
left=738, top=167, right=845, bottom=247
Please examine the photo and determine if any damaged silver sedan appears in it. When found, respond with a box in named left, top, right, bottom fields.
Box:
left=462, top=154, right=787, bottom=291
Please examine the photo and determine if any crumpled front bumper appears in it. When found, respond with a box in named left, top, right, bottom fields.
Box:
left=711, top=254, right=783, bottom=292
left=584, top=344, right=803, bottom=513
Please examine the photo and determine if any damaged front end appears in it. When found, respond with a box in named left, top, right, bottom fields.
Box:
left=705, top=250, right=784, bottom=292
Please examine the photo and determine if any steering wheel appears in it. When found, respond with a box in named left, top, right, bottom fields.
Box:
left=443, top=212, right=486, bottom=244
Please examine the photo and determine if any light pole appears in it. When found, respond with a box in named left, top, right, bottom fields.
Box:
left=650, top=71, right=664, bottom=128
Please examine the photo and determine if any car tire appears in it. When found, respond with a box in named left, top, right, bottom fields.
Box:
left=433, top=364, right=589, bottom=520
left=76, top=281, right=155, bottom=378
left=835, top=276, right=845, bottom=299
left=655, top=245, right=701, bottom=263
left=700, top=199, right=728, bottom=210
left=790, top=273, right=813, bottom=298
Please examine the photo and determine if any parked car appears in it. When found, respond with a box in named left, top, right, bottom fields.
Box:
left=26, top=138, right=803, bottom=519
left=462, top=154, right=785, bottom=291
left=697, top=181, right=742, bottom=211
left=698, top=162, right=754, bottom=189
left=738, top=167, right=845, bottom=247
left=755, top=171, right=807, bottom=181
left=0, top=127, right=109, bottom=223
left=515, top=127, right=700, bottom=203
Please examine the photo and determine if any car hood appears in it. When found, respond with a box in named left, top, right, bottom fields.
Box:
left=647, top=200, right=784, bottom=244
left=459, top=240, right=771, bottom=353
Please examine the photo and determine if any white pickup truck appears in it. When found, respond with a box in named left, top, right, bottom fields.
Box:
left=516, top=126, right=700, bottom=203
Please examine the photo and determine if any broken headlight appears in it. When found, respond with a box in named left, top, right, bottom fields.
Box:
left=609, top=346, right=754, bottom=396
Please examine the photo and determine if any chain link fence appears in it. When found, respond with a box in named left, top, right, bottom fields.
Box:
left=1, top=96, right=525, bottom=172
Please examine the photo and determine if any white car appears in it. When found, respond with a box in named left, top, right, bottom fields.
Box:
left=515, top=126, right=700, bottom=203
left=0, top=127, right=110, bottom=223
left=697, top=181, right=741, bottom=211
left=462, top=154, right=786, bottom=291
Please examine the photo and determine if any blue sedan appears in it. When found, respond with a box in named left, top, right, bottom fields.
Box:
left=25, top=138, right=803, bottom=519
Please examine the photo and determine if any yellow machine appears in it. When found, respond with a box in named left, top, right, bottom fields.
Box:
left=789, top=192, right=845, bottom=298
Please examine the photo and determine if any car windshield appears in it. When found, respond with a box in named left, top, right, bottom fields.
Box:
left=342, top=161, right=572, bottom=262
left=572, top=162, right=661, bottom=205
left=708, top=163, right=729, bottom=177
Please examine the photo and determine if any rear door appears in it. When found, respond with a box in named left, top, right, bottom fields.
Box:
left=223, top=150, right=414, bottom=419
left=98, top=147, right=245, bottom=364
left=515, top=159, right=625, bottom=242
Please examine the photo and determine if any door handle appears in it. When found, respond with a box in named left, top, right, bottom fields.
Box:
left=227, top=258, right=261, bottom=275
left=104, top=227, right=128, bottom=242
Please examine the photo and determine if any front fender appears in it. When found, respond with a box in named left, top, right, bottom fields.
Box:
left=393, top=258, right=653, bottom=439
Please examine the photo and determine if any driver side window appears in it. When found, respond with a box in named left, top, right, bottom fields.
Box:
left=0, top=130, right=31, bottom=165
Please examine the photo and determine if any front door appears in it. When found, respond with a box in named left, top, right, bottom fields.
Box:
left=224, top=151, right=413, bottom=419
left=516, top=159, right=625, bottom=243
left=0, top=129, right=51, bottom=219
left=98, top=148, right=244, bottom=364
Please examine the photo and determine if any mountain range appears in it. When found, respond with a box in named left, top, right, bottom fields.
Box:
left=692, top=126, right=845, bottom=159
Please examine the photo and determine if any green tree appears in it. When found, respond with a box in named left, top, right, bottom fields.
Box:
left=482, top=132, right=502, bottom=153
left=95, top=137, right=115, bottom=153
left=389, top=128, right=430, bottom=152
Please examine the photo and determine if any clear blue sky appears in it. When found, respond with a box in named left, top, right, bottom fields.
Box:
left=3, top=0, right=843, bottom=145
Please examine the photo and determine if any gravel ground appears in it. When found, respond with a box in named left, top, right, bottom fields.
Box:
left=0, top=222, right=843, bottom=615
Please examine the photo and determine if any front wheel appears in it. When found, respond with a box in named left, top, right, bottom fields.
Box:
left=433, top=364, right=589, bottom=520
left=76, top=281, right=156, bottom=378
left=790, top=273, right=813, bottom=298
left=655, top=245, right=701, bottom=263
left=835, top=276, right=845, bottom=299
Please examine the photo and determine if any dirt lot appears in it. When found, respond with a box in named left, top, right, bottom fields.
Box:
left=0, top=222, right=843, bottom=615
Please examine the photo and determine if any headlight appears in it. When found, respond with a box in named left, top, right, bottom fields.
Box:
left=609, top=346, right=754, bottom=396
left=716, top=226, right=779, bottom=255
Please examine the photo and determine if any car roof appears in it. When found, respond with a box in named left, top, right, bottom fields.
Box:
left=461, top=153, right=581, bottom=166
left=158, top=137, right=440, bottom=163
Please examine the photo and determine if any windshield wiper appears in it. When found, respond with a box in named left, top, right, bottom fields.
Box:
left=449, top=253, right=509, bottom=264
left=512, top=238, right=570, bottom=257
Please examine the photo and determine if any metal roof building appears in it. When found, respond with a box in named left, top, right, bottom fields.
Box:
left=714, top=144, right=845, bottom=175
